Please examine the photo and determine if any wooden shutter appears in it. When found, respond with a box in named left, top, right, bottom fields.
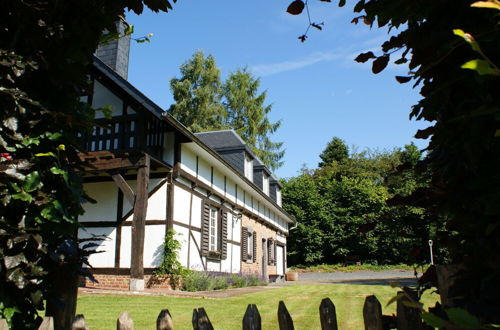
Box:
left=221, top=211, right=228, bottom=259
left=201, top=202, right=210, bottom=256
left=241, top=227, right=248, bottom=261
left=267, top=239, right=273, bottom=265
left=273, top=241, right=277, bottom=266
left=252, top=231, right=257, bottom=263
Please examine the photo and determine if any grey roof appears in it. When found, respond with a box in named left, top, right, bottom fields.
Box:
left=195, top=130, right=246, bottom=150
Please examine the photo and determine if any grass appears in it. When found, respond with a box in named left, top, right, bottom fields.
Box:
left=290, top=263, right=419, bottom=273
left=77, top=284, right=438, bottom=329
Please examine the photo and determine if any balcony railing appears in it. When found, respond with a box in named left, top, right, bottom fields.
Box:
left=80, top=114, right=166, bottom=159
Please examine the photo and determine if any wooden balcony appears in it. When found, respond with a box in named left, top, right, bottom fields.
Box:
left=80, top=114, right=167, bottom=160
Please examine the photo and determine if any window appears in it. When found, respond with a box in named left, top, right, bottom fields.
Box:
left=242, top=227, right=257, bottom=262
left=263, top=174, right=269, bottom=195
left=202, top=203, right=228, bottom=260
left=247, top=231, right=254, bottom=259
left=244, top=153, right=253, bottom=181
left=209, top=206, right=218, bottom=251
left=276, top=187, right=282, bottom=207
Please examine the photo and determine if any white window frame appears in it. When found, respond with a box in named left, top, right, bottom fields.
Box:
left=263, top=174, right=269, bottom=195
left=244, top=153, right=253, bottom=181
left=209, top=206, right=219, bottom=251
left=247, top=231, right=254, bottom=259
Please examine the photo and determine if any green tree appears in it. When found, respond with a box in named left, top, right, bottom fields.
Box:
left=318, top=137, right=349, bottom=167
left=168, top=50, right=226, bottom=132
left=0, top=1, right=178, bottom=328
left=224, top=68, right=284, bottom=170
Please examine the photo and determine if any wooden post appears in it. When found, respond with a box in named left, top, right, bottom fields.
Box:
left=397, top=289, right=422, bottom=330
left=71, top=314, right=89, bottom=330
left=243, top=304, right=261, bottom=330
left=192, top=308, right=214, bottom=330
left=363, top=295, right=383, bottom=330
left=0, top=319, right=8, bottom=330
left=130, top=155, right=150, bottom=291
left=157, top=309, right=174, bottom=330
left=319, top=298, right=338, bottom=330
left=38, top=317, right=54, bottom=330
left=117, top=312, right=134, bottom=330
left=277, top=301, right=294, bottom=330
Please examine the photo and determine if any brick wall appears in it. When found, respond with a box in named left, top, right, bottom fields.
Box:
left=241, top=215, right=278, bottom=278
left=80, top=271, right=176, bottom=290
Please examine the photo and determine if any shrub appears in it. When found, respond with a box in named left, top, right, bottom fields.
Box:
left=181, top=271, right=266, bottom=291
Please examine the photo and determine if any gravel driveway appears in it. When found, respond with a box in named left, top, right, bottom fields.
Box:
left=289, top=270, right=420, bottom=286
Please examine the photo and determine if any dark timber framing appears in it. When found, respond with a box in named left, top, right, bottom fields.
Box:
left=130, top=154, right=150, bottom=282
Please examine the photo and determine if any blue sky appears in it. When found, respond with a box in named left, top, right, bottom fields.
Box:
left=126, top=1, right=429, bottom=178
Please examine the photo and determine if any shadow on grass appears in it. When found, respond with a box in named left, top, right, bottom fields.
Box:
left=318, top=277, right=418, bottom=286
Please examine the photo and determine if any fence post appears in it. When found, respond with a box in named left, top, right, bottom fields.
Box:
left=192, top=308, right=214, bottom=330
left=319, top=298, right=338, bottom=330
left=38, top=317, right=54, bottom=330
left=71, top=315, right=89, bottom=330
left=157, top=309, right=174, bottom=330
left=0, top=319, right=8, bottom=330
left=117, top=312, right=134, bottom=330
left=243, top=304, right=261, bottom=330
left=277, top=301, right=294, bottom=330
left=363, top=295, right=383, bottom=330
left=397, top=289, right=422, bottom=330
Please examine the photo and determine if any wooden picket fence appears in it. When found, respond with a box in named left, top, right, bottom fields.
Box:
left=0, top=292, right=425, bottom=330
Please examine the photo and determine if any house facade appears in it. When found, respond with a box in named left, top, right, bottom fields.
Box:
left=78, top=28, right=294, bottom=291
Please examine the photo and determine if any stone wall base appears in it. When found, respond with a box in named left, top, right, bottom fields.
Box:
left=80, top=273, right=176, bottom=290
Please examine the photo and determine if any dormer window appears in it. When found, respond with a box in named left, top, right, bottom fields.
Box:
left=277, top=187, right=282, bottom=207
left=263, top=174, right=269, bottom=195
left=244, top=152, right=253, bottom=181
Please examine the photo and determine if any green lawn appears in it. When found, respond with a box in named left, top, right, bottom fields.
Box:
left=290, top=263, right=419, bottom=273
left=77, top=284, right=438, bottom=329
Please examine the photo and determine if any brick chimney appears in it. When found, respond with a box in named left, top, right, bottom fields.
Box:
left=95, top=19, right=131, bottom=80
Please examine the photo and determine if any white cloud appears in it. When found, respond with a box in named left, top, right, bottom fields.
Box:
left=249, top=51, right=342, bottom=76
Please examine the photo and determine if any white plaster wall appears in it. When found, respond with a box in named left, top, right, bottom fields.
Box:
left=81, top=182, right=117, bottom=222
left=173, top=224, right=189, bottom=268
left=226, top=181, right=236, bottom=203
left=144, top=225, right=166, bottom=268
left=197, top=158, right=211, bottom=186
left=123, top=178, right=166, bottom=220
left=119, top=226, right=131, bottom=268
left=206, top=260, right=220, bottom=272
left=181, top=145, right=197, bottom=177
left=221, top=243, right=232, bottom=273
left=173, top=185, right=191, bottom=225
left=188, top=231, right=204, bottom=271
left=79, top=227, right=116, bottom=268
left=231, top=245, right=241, bottom=273
left=191, top=195, right=202, bottom=229
left=276, top=234, right=286, bottom=244
left=238, top=187, right=245, bottom=207
left=212, top=169, right=224, bottom=195
left=231, top=214, right=241, bottom=243
left=92, top=81, right=123, bottom=118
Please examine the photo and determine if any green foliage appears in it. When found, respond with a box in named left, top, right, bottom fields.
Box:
left=223, top=68, right=284, bottom=170
left=318, top=137, right=349, bottom=167
left=181, top=272, right=266, bottom=292
left=283, top=144, right=439, bottom=266
left=0, top=0, right=177, bottom=327
left=154, top=230, right=187, bottom=287
left=169, top=52, right=285, bottom=169
left=169, top=51, right=226, bottom=133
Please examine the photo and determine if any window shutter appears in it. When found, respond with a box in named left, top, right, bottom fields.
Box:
left=241, top=227, right=248, bottom=261
left=273, top=241, right=277, bottom=266
left=221, top=211, right=228, bottom=259
left=267, top=239, right=273, bottom=265
left=201, top=202, right=210, bottom=256
left=252, top=231, right=257, bottom=263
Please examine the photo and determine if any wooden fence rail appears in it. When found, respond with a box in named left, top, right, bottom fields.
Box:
left=0, top=294, right=427, bottom=330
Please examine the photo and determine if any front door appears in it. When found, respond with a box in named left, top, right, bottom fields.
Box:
left=276, top=245, right=285, bottom=275
left=262, top=239, right=268, bottom=281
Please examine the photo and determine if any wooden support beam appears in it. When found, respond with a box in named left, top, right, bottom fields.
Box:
left=111, top=173, right=135, bottom=205
left=130, top=154, right=150, bottom=290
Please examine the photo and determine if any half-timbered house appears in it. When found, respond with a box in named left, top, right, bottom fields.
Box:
left=78, top=24, right=294, bottom=291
